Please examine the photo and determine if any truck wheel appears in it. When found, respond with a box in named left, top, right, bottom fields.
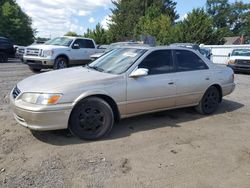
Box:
left=69, top=97, right=114, bottom=140
left=29, top=66, right=41, bottom=73
left=0, top=53, right=3, bottom=63
left=54, top=57, right=68, bottom=70
left=0, top=53, right=8, bottom=63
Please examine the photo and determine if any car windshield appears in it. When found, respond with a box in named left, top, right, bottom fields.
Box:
left=45, top=37, right=73, bottom=46
left=232, top=49, right=250, bottom=56
left=88, top=48, right=147, bottom=74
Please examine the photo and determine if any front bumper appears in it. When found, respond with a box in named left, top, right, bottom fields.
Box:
left=23, top=56, right=54, bottom=68
left=227, top=64, right=250, bottom=73
left=10, top=94, right=73, bottom=131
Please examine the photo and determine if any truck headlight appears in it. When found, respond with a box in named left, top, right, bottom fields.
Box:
left=42, top=50, right=54, bottom=57
left=228, top=60, right=235, bottom=65
left=19, top=93, right=62, bottom=105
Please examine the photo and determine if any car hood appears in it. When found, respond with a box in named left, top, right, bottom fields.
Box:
left=17, top=67, right=122, bottom=93
left=27, top=44, right=69, bottom=50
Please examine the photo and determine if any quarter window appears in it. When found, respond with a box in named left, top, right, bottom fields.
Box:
left=138, top=50, right=174, bottom=75
left=175, top=50, right=208, bottom=71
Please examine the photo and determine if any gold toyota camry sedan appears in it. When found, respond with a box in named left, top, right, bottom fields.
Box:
left=10, top=46, right=235, bottom=140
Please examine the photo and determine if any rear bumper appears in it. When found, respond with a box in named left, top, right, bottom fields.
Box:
left=222, top=83, right=235, bottom=97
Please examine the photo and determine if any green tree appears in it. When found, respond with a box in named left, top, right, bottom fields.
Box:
left=0, top=0, right=34, bottom=45
left=206, top=0, right=250, bottom=37
left=83, top=23, right=109, bottom=44
left=109, top=0, right=179, bottom=42
left=134, top=5, right=176, bottom=45
left=64, top=31, right=78, bottom=37
left=179, top=8, right=224, bottom=44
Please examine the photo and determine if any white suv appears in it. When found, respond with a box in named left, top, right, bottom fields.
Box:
left=23, top=36, right=104, bottom=72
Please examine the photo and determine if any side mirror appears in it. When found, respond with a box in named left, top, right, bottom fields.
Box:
left=72, top=43, right=80, bottom=49
left=228, top=53, right=231, bottom=57
left=129, top=68, right=148, bottom=78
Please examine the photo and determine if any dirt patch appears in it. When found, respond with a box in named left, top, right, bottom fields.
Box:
left=0, top=61, right=250, bottom=187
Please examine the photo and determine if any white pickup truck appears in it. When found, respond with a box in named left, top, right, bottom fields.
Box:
left=23, top=36, right=104, bottom=72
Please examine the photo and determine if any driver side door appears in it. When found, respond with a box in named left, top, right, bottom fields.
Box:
left=126, top=50, right=177, bottom=115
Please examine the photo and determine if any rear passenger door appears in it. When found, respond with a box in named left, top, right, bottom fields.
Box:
left=82, top=39, right=97, bottom=59
left=172, top=50, right=212, bottom=106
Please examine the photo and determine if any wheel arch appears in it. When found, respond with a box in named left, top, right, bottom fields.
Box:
left=55, top=54, right=70, bottom=64
left=208, top=83, right=223, bottom=102
left=70, top=92, right=121, bottom=124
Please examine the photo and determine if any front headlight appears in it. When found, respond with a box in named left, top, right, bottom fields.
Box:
left=42, top=50, right=54, bottom=57
left=19, top=93, right=62, bottom=105
left=228, top=60, right=235, bottom=65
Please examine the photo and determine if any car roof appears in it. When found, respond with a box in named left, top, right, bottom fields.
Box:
left=119, top=45, right=199, bottom=51
left=61, top=36, right=94, bottom=40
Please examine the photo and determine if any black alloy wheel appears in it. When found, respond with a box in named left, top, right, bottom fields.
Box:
left=69, top=97, right=114, bottom=140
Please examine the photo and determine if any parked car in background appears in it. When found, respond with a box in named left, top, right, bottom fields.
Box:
left=23, top=36, right=104, bottom=72
left=227, top=48, right=250, bottom=73
left=90, top=41, right=147, bottom=61
left=0, top=37, right=15, bottom=63
left=11, top=46, right=235, bottom=140
left=170, top=43, right=212, bottom=60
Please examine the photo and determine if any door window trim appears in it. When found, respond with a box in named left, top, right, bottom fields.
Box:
left=136, top=49, right=176, bottom=76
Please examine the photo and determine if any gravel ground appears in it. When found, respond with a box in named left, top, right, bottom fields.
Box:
left=0, top=60, right=250, bottom=188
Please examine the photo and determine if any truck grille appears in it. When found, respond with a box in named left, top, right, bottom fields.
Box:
left=12, top=86, right=21, bottom=99
left=236, top=60, right=250, bottom=66
left=26, top=48, right=41, bottom=56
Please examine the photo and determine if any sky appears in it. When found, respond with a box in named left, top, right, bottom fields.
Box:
left=16, top=0, right=249, bottom=38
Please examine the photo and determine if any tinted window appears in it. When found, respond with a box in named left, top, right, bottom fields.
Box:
left=83, top=39, right=95, bottom=48
left=139, top=50, right=173, bottom=75
left=73, top=39, right=84, bottom=48
left=175, top=50, right=208, bottom=71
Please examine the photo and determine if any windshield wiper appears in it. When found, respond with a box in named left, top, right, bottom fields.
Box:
left=86, top=65, right=104, bottom=72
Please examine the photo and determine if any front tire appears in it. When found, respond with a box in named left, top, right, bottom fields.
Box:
left=196, top=86, right=220, bottom=115
left=69, top=97, right=114, bottom=140
left=29, top=66, right=41, bottom=73
left=54, top=57, right=68, bottom=70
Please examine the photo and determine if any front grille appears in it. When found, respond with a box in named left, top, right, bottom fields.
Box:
left=26, top=48, right=41, bottom=56
left=236, top=59, right=250, bottom=66
left=12, top=86, right=21, bottom=99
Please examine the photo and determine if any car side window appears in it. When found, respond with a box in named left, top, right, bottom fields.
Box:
left=175, top=50, right=208, bottom=71
left=138, top=50, right=174, bottom=75
left=73, top=39, right=85, bottom=48
left=83, top=39, right=95, bottom=48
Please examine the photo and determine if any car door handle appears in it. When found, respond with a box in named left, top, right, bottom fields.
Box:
left=168, top=82, right=174, bottom=85
left=205, top=77, right=210, bottom=80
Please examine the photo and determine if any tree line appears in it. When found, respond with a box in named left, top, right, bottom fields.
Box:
left=81, top=0, right=250, bottom=45
left=0, top=0, right=249, bottom=45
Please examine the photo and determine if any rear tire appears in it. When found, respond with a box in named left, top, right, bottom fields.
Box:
left=196, top=86, right=220, bottom=115
left=29, top=66, right=41, bottom=73
left=54, top=57, right=68, bottom=70
left=69, top=97, right=114, bottom=140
